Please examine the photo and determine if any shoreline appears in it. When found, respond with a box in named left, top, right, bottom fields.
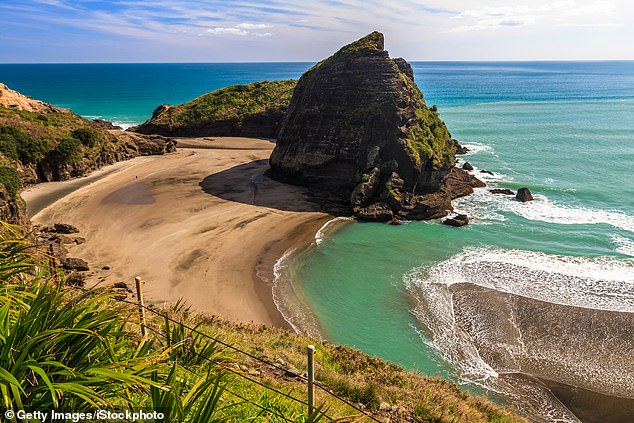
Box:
left=24, top=137, right=330, bottom=328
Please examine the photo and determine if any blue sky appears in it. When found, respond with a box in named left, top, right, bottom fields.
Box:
left=1, top=0, right=632, bottom=62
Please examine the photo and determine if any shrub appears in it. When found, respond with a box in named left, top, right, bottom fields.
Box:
left=0, top=124, right=27, bottom=161
left=0, top=165, right=23, bottom=198
left=0, top=133, right=19, bottom=161
left=0, top=124, right=50, bottom=164
left=53, top=137, right=82, bottom=163
left=72, top=127, right=101, bottom=147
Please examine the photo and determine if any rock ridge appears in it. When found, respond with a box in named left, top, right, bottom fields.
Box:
left=131, top=80, right=296, bottom=138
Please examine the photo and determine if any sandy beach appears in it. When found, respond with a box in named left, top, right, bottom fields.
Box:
left=22, top=137, right=331, bottom=327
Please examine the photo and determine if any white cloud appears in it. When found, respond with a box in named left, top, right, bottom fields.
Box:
left=205, top=23, right=273, bottom=37
left=450, top=0, right=618, bottom=32
left=236, top=23, right=272, bottom=29
left=207, top=27, right=249, bottom=36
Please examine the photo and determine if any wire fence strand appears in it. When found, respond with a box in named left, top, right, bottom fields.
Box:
left=145, top=324, right=309, bottom=407
left=144, top=326, right=299, bottom=423
left=77, top=287, right=382, bottom=422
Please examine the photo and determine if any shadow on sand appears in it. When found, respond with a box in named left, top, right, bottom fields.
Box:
left=199, top=159, right=318, bottom=213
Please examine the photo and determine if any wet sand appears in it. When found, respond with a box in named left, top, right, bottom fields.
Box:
left=448, top=283, right=634, bottom=422
left=23, top=137, right=331, bottom=327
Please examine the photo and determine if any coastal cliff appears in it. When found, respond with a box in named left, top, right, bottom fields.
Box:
left=0, top=83, right=175, bottom=224
left=269, top=32, right=483, bottom=221
left=131, top=80, right=296, bottom=138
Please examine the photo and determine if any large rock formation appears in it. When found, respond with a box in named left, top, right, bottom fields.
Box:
left=131, top=80, right=296, bottom=138
left=269, top=32, right=483, bottom=221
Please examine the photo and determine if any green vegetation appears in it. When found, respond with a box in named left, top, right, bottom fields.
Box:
left=398, top=70, right=455, bottom=168
left=0, top=166, right=22, bottom=198
left=0, top=223, right=326, bottom=422
left=146, top=80, right=296, bottom=130
left=0, top=106, right=123, bottom=198
left=52, top=137, right=83, bottom=163
left=306, top=31, right=384, bottom=74
left=0, top=124, right=49, bottom=164
left=0, top=222, right=525, bottom=422
left=72, top=127, right=103, bottom=147
left=405, top=105, right=455, bottom=168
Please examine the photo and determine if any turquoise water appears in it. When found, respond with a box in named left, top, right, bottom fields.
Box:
left=3, top=61, right=634, bottom=420
left=289, top=63, right=634, bottom=420
left=0, top=63, right=309, bottom=127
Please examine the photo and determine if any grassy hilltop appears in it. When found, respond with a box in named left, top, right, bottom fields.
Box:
left=131, top=80, right=297, bottom=138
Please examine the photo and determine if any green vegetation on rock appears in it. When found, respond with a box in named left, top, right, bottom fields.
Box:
left=0, top=165, right=22, bottom=198
left=133, top=80, right=297, bottom=137
left=306, top=31, right=385, bottom=74
left=72, top=127, right=104, bottom=147
left=0, top=106, right=119, bottom=177
left=0, top=124, right=49, bottom=164
left=406, top=105, right=455, bottom=168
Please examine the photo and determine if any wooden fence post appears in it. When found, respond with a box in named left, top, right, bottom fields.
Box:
left=135, top=276, right=147, bottom=338
left=49, top=244, right=57, bottom=281
left=307, top=344, right=315, bottom=415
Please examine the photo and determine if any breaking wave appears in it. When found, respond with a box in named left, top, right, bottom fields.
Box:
left=453, top=185, right=634, bottom=233
left=406, top=247, right=634, bottom=422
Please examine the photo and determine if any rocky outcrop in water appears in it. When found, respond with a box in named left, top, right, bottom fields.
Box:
left=269, top=32, right=483, bottom=221
left=516, top=187, right=534, bottom=202
left=442, top=214, right=469, bottom=227
left=489, top=188, right=515, bottom=195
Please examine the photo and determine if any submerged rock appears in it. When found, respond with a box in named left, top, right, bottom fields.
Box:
left=516, top=187, right=534, bottom=202
left=442, top=214, right=469, bottom=227
left=489, top=188, right=515, bottom=195
left=269, top=32, right=481, bottom=221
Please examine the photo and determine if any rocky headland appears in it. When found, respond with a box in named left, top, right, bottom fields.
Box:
left=131, top=80, right=296, bottom=138
left=0, top=83, right=176, bottom=224
left=268, top=32, right=484, bottom=221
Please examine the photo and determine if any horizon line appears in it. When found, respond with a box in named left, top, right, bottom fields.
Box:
left=2, top=59, right=634, bottom=65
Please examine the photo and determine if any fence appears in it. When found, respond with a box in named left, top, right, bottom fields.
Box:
left=124, top=275, right=383, bottom=423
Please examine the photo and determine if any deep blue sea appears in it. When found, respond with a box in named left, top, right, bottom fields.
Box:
left=2, top=61, right=633, bottom=421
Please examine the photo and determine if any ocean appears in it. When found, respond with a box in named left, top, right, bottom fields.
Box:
left=2, top=61, right=633, bottom=422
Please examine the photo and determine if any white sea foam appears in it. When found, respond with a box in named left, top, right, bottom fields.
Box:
left=452, top=187, right=507, bottom=223
left=315, top=216, right=353, bottom=246
left=83, top=115, right=137, bottom=130
left=453, top=186, right=634, bottom=233
left=271, top=247, right=324, bottom=339
left=461, top=142, right=495, bottom=155
left=409, top=247, right=634, bottom=313
left=506, top=194, right=634, bottom=233
left=271, top=248, right=301, bottom=333
left=612, top=234, right=634, bottom=257
left=114, top=122, right=135, bottom=130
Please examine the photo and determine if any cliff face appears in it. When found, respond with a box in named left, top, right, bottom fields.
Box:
left=269, top=32, right=483, bottom=221
left=131, top=80, right=296, bottom=138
